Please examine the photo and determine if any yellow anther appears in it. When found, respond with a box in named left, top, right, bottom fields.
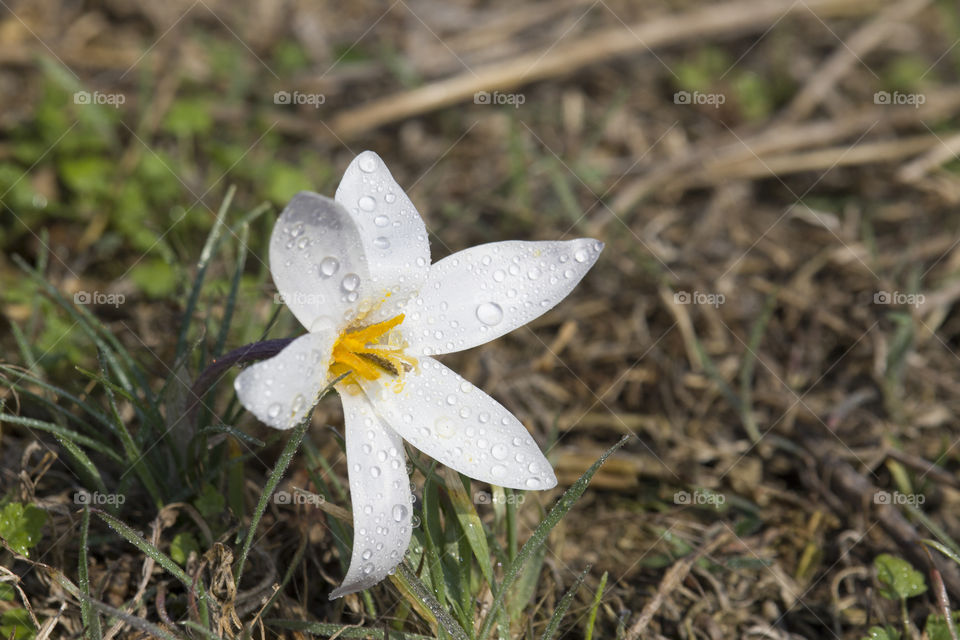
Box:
left=330, top=312, right=416, bottom=389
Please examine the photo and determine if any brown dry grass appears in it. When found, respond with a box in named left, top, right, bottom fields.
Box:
left=3, top=0, right=960, bottom=638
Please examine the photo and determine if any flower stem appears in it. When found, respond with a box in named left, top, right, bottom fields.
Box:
left=187, top=337, right=296, bottom=427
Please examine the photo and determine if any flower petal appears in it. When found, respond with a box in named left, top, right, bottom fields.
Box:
left=361, top=357, right=557, bottom=490
left=329, top=389, right=412, bottom=599
left=404, top=239, right=603, bottom=356
left=270, top=192, right=371, bottom=331
left=335, top=151, right=430, bottom=316
left=233, top=331, right=335, bottom=430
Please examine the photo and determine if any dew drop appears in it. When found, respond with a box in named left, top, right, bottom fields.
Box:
left=385, top=192, right=397, bottom=203
left=574, top=248, right=589, bottom=263
left=527, top=267, right=541, bottom=280
left=374, top=236, right=390, bottom=249
left=476, top=302, right=503, bottom=326
left=491, top=464, right=506, bottom=476
left=493, top=269, right=506, bottom=282
left=362, top=549, right=373, bottom=560
left=358, top=195, right=376, bottom=212
left=526, top=477, right=542, bottom=489
left=374, top=214, right=389, bottom=227
left=291, top=394, right=305, bottom=412
left=392, top=504, right=408, bottom=522
left=491, top=444, right=508, bottom=460
left=362, top=562, right=374, bottom=575
left=359, top=155, right=377, bottom=172
left=319, top=256, right=340, bottom=277
left=341, top=273, right=360, bottom=292
left=370, top=466, right=382, bottom=478
left=267, top=403, right=281, bottom=418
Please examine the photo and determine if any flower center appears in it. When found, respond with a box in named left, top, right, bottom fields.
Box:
left=330, top=313, right=417, bottom=388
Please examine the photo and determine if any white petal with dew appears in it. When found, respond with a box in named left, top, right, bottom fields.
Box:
left=233, top=331, right=335, bottom=430
left=335, top=151, right=430, bottom=320
left=404, top=239, right=603, bottom=356
left=362, top=357, right=557, bottom=490
left=270, top=192, right=370, bottom=331
left=329, top=389, right=412, bottom=599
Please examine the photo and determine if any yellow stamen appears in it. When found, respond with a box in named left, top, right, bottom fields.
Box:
left=330, top=312, right=416, bottom=390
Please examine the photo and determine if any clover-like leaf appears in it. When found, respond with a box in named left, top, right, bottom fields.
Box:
left=0, top=503, right=47, bottom=557
left=874, top=553, right=927, bottom=600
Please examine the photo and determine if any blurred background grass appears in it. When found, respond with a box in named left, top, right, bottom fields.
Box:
left=4, top=0, right=960, bottom=637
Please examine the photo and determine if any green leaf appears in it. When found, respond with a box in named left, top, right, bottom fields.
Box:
left=163, top=99, right=214, bottom=137
left=861, top=625, right=901, bottom=640
left=0, top=583, right=15, bottom=601
left=59, top=155, right=112, bottom=195
left=874, top=554, right=927, bottom=600
left=170, top=532, right=200, bottom=565
left=924, top=613, right=960, bottom=640
left=0, top=608, right=36, bottom=640
left=262, top=163, right=312, bottom=204
left=0, top=503, right=47, bottom=556
left=130, top=258, right=178, bottom=298
left=194, top=484, right=226, bottom=519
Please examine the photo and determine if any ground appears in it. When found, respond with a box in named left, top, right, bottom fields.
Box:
left=2, top=0, right=960, bottom=638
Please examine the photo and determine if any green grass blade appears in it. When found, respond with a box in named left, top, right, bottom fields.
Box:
left=55, top=435, right=108, bottom=496
left=78, top=507, right=102, bottom=640
left=584, top=571, right=608, bottom=640
left=234, top=374, right=344, bottom=587
left=923, top=538, right=960, bottom=566
left=266, top=619, right=436, bottom=639
left=540, top=565, right=590, bottom=640
left=0, top=365, right=118, bottom=435
left=477, top=435, right=629, bottom=640
left=93, top=509, right=209, bottom=627
left=0, top=413, right=124, bottom=463
left=441, top=468, right=494, bottom=586
left=397, top=562, right=471, bottom=640
left=176, top=185, right=234, bottom=362
left=81, top=595, right=183, bottom=640
left=738, top=291, right=777, bottom=443
left=213, top=220, right=248, bottom=359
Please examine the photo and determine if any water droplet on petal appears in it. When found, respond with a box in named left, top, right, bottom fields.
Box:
left=358, top=195, right=376, bottom=212
left=291, top=394, right=305, bottom=412
left=319, top=256, right=340, bottom=277
left=374, top=215, right=389, bottom=227
left=359, top=155, right=377, bottom=172
left=526, top=477, right=542, bottom=488
left=527, top=267, right=541, bottom=280
left=574, top=248, right=589, bottom=263
left=476, top=302, right=503, bottom=326
left=385, top=192, right=397, bottom=203
left=491, top=444, right=508, bottom=460
left=362, top=562, right=374, bottom=575
left=374, top=236, right=390, bottom=249
left=370, top=466, right=382, bottom=478
left=341, top=273, right=360, bottom=292
left=362, top=549, right=373, bottom=560
left=267, top=403, right=281, bottom=418
left=392, top=504, right=408, bottom=522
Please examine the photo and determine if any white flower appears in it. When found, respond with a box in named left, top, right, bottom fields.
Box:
left=234, top=151, right=603, bottom=598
